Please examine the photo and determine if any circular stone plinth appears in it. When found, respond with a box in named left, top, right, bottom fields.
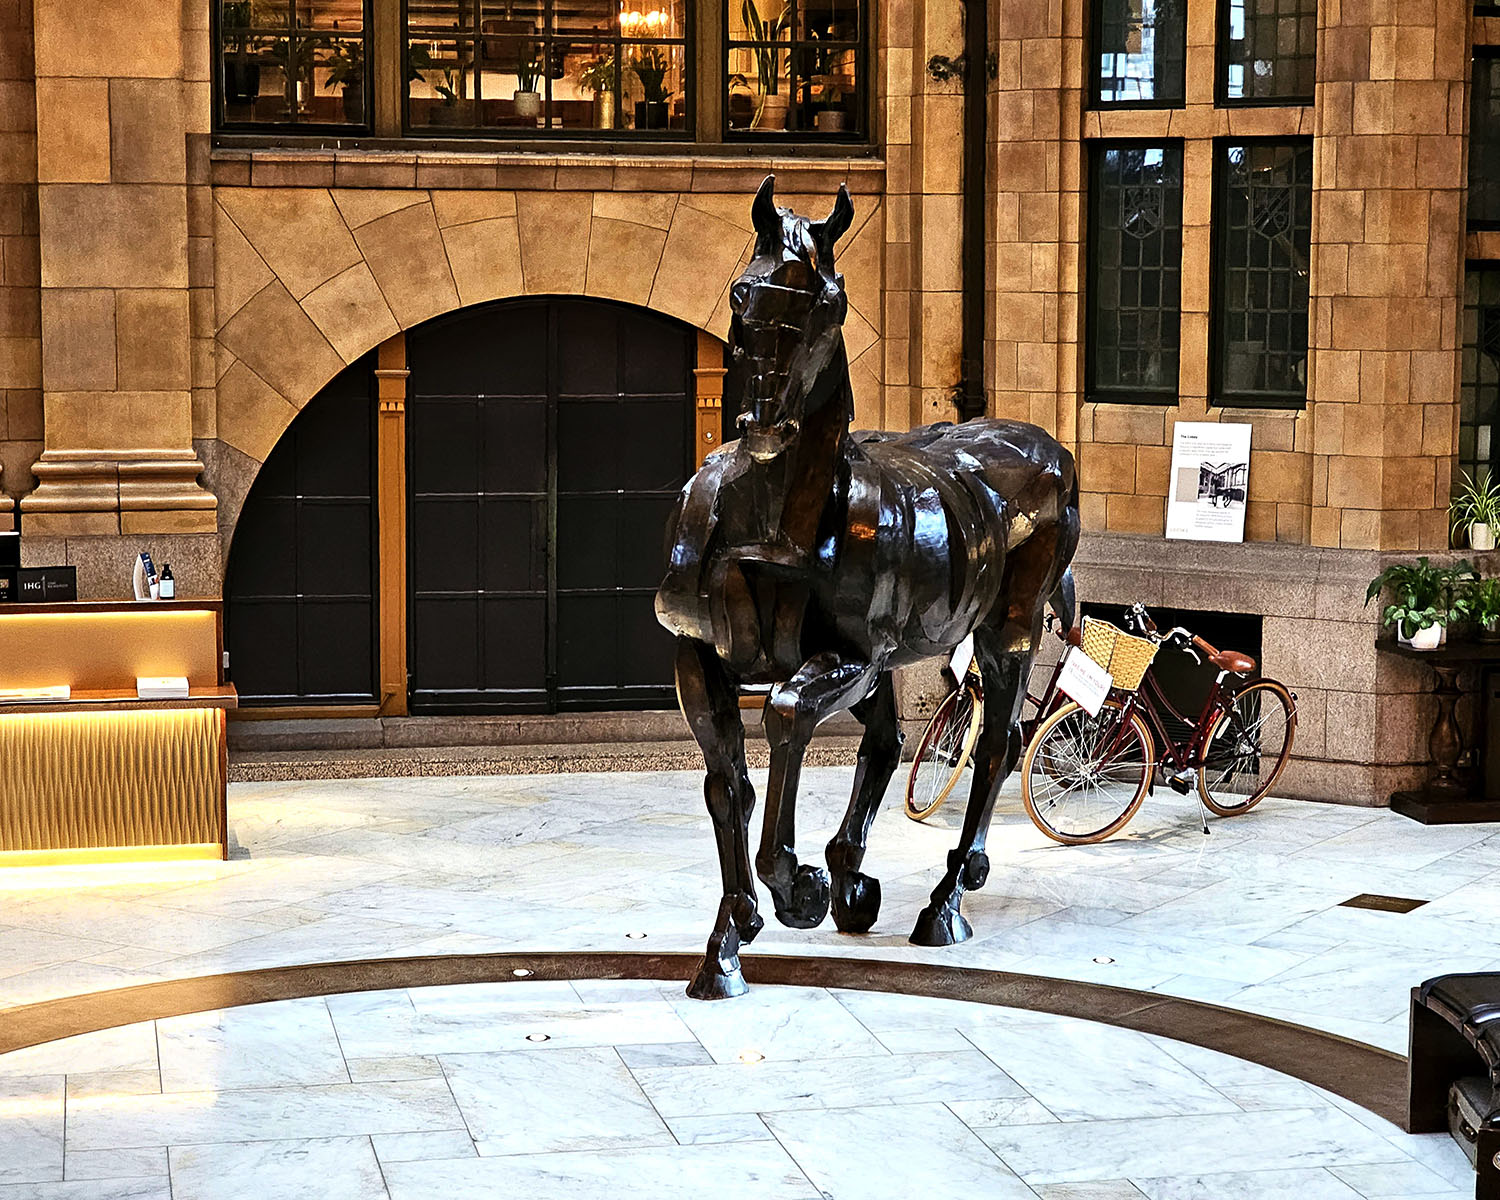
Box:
left=0, top=980, right=1467, bottom=1197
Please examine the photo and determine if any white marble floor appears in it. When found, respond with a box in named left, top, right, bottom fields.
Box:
left=2, top=766, right=1499, bottom=1056
left=0, top=980, right=1476, bottom=1199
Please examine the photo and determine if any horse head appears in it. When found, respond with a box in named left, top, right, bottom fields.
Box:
left=729, top=175, right=855, bottom=463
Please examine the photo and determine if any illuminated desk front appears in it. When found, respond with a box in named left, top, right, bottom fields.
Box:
left=0, top=601, right=235, bottom=865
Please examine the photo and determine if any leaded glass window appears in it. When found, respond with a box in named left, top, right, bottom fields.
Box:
left=1461, top=267, right=1500, bottom=484
left=215, top=0, right=371, bottom=130
left=1220, top=0, right=1316, bottom=103
left=1213, top=140, right=1312, bottom=408
left=1088, top=143, right=1184, bottom=404
left=1093, top=0, right=1186, bottom=106
left=1472, top=55, right=1500, bottom=227
left=404, top=0, right=691, bottom=135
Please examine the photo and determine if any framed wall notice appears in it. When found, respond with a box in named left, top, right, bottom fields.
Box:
left=1166, top=422, right=1252, bottom=542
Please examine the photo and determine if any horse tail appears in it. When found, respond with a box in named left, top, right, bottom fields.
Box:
left=1049, top=567, right=1076, bottom=633
left=1046, top=465, right=1081, bottom=634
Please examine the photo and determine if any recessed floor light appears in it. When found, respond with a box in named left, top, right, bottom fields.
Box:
left=525, top=1032, right=550, bottom=1043
left=625, top=931, right=648, bottom=940
left=1092, top=956, right=1115, bottom=964
left=738, top=1050, right=764, bottom=1064
left=511, top=967, right=533, bottom=977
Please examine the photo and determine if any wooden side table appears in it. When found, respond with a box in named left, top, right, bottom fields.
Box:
left=1378, top=638, right=1500, bottom=825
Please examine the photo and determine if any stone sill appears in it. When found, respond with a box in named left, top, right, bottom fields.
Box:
left=209, top=146, right=887, bottom=193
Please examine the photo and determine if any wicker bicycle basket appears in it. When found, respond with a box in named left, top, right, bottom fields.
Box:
left=1079, top=617, right=1159, bottom=692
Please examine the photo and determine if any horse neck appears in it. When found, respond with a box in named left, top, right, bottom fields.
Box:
left=775, top=367, right=852, bottom=554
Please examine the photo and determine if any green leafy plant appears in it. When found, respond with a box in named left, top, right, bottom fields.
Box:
left=740, top=0, right=790, bottom=98
left=515, top=42, right=544, bottom=92
left=1366, top=557, right=1478, bottom=638
left=325, top=40, right=362, bottom=89
left=631, top=47, right=671, bottom=104
left=1451, top=469, right=1500, bottom=542
left=807, top=28, right=844, bottom=107
left=221, top=0, right=253, bottom=51
left=578, top=53, right=618, bottom=96
left=1467, top=576, right=1500, bottom=631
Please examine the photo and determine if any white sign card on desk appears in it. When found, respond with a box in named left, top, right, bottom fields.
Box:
left=1055, top=647, right=1112, bottom=717
left=1166, top=421, right=1252, bottom=542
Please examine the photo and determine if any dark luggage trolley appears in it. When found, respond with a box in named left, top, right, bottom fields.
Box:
left=1411, top=973, right=1500, bottom=1198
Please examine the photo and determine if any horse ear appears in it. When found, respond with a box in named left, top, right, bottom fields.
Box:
left=811, top=183, right=855, bottom=265
left=751, top=174, right=779, bottom=248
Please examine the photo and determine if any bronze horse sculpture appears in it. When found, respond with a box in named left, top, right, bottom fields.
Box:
left=656, top=177, right=1080, bottom=1000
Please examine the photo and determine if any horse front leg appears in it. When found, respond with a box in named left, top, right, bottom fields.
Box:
left=911, top=640, right=1029, bottom=947
left=758, top=651, right=876, bottom=929
left=826, top=671, right=902, bottom=934
left=675, top=636, right=763, bottom=1000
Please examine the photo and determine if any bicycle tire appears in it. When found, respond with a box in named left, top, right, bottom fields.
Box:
left=904, top=683, right=983, bottom=822
left=1022, top=699, right=1153, bottom=845
left=1197, top=678, right=1296, bottom=816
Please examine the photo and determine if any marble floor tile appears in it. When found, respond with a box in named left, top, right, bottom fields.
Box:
left=371, top=1129, right=476, bottom=1163
left=155, top=998, right=348, bottom=1092
left=0, top=1076, right=64, bottom=1186
left=65, top=1072, right=161, bottom=1100
left=961, top=1021, right=1240, bottom=1121
left=168, top=1136, right=387, bottom=1200
left=381, top=1139, right=817, bottom=1200
left=665, top=984, right=888, bottom=1063
left=440, top=1045, right=671, bottom=1155
left=664, top=1113, right=774, bottom=1145
left=66, top=1079, right=462, bottom=1152
left=979, top=1107, right=1406, bottom=1184
left=632, top=1048, right=1024, bottom=1118
left=1129, top=1167, right=1363, bottom=1199
left=0, top=1026, right=157, bottom=1080
left=1036, top=1185, right=1148, bottom=1200
left=1329, top=1158, right=1466, bottom=1196
left=763, top=1102, right=1035, bottom=1200
left=0, top=1180, right=170, bottom=1199
left=61, top=1147, right=167, bottom=1180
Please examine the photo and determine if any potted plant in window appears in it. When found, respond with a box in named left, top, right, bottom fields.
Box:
left=578, top=53, right=618, bottom=130
left=1469, top=575, right=1500, bottom=642
left=808, top=30, right=846, bottom=132
left=427, top=64, right=471, bottom=125
left=1451, top=469, right=1500, bottom=552
left=325, top=39, right=363, bottom=123
left=514, top=42, right=544, bottom=119
left=1367, top=557, right=1477, bottom=649
left=741, top=0, right=790, bottom=130
left=220, top=0, right=260, bottom=107
left=630, top=47, right=671, bottom=130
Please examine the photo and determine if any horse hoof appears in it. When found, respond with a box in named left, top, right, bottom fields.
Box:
left=775, top=864, right=831, bottom=929
left=909, top=903, right=973, bottom=947
left=687, top=957, right=748, bottom=1001
left=832, top=871, right=881, bottom=934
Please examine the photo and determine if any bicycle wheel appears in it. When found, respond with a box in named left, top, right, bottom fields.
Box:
left=1022, top=699, right=1153, bottom=845
left=1197, top=679, right=1295, bottom=816
left=905, top=683, right=983, bottom=822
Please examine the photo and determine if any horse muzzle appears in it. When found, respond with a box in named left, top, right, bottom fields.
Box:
left=738, top=412, right=799, bottom=462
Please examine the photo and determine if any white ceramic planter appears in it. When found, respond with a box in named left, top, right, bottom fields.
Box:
left=1410, top=624, right=1443, bottom=651
left=1471, top=521, right=1496, bottom=551
left=513, top=90, right=542, bottom=118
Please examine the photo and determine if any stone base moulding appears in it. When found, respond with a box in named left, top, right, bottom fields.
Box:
left=20, top=450, right=218, bottom=535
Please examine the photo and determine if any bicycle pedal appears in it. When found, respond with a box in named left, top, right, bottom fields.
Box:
left=1167, top=770, right=1195, bottom=795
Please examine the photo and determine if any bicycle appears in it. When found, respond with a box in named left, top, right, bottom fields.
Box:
left=904, top=615, right=1078, bottom=822
left=1020, top=603, right=1297, bottom=845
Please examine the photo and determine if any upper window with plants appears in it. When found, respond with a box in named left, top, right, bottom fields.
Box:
left=216, top=0, right=371, bottom=130
left=1219, top=0, right=1316, bottom=104
left=403, top=0, right=690, bottom=135
left=726, top=0, right=863, bottom=138
left=1091, top=0, right=1186, bottom=107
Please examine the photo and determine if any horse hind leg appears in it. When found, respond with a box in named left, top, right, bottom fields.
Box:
left=826, top=671, right=902, bottom=934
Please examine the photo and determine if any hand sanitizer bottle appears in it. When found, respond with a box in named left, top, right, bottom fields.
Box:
left=159, top=564, right=175, bottom=600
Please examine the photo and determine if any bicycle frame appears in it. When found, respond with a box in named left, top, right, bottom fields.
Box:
left=1111, top=666, right=1236, bottom=771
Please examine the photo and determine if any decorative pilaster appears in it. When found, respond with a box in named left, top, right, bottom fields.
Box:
left=375, top=335, right=408, bottom=717
left=694, top=330, right=726, bottom=466
left=20, top=0, right=215, bottom=536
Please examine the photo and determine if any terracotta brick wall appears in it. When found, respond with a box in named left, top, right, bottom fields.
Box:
left=0, top=0, right=39, bottom=526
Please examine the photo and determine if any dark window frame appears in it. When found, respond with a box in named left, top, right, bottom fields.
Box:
left=213, top=0, right=375, bottom=135
left=1461, top=260, right=1500, bottom=488
left=1086, top=139, right=1186, bottom=407
left=1216, top=0, right=1317, bottom=107
left=722, top=0, right=868, bottom=143
left=1471, top=51, right=1500, bottom=230
left=401, top=0, right=696, bottom=140
left=1210, top=136, right=1313, bottom=410
left=1088, top=0, right=1187, bottom=110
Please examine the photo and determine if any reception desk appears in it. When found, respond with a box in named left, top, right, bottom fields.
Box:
left=0, top=601, right=235, bottom=864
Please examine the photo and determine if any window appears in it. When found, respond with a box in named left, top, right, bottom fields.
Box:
left=1472, top=55, right=1500, bottom=227
left=1087, top=143, right=1184, bottom=404
left=216, top=0, right=371, bottom=130
left=404, top=0, right=691, bottom=135
left=726, top=0, right=864, bottom=138
left=1219, top=0, right=1316, bottom=103
left=1092, top=0, right=1186, bottom=106
left=1461, top=267, right=1500, bottom=485
left=1213, top=140, right=1312, bottom=408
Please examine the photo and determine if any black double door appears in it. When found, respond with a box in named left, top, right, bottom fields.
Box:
left=406, top=298, right=693, bottom=713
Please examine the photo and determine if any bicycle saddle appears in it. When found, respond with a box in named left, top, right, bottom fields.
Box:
left=1206, top=646, right=1255, bottom=674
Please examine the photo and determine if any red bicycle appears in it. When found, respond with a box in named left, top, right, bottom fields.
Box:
left=1020, top=603, right=1297, bottom=844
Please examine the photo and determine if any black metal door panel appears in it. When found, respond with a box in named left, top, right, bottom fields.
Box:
left=407, top=298, right=692, bottom=713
